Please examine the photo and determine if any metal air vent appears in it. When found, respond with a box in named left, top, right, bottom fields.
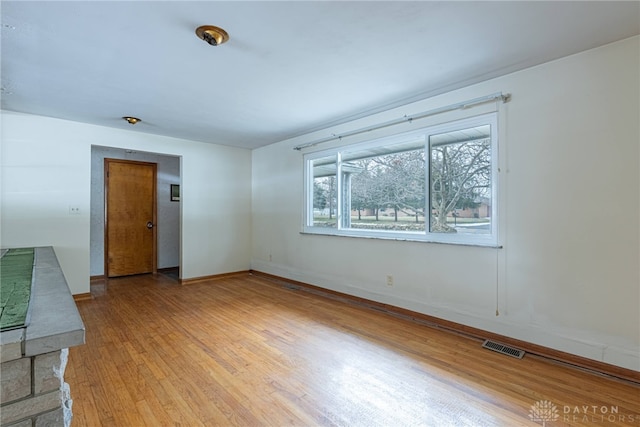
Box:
left=482, top=340, right=525, bottom=359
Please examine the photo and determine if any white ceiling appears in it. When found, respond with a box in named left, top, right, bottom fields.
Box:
left=1, top=1, right=638, bottom=150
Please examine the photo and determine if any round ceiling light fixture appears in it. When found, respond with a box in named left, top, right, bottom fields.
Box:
left=122, top=116, right=141, bottom=125
left=195, top=25, right=229, bottom=46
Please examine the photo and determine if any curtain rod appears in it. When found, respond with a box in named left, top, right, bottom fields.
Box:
left=293, top=92, right=511, bottom=151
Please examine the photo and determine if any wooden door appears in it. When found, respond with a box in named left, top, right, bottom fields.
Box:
left=105, top=159, right=157, bottom=277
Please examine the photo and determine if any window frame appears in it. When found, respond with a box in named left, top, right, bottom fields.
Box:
left=302, top=113, right=499, bottom=247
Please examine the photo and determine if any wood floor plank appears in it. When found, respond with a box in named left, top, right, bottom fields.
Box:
left=66, top=273, right=640, bottom=426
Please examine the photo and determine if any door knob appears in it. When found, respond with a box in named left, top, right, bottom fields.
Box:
left=146, top=221, right=154, bottom=229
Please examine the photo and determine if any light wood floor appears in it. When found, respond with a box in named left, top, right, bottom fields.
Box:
left=66, top=273, right=640, bottom=426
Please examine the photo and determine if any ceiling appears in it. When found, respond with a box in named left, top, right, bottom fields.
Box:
left=1, top=1, right=638, bottom=150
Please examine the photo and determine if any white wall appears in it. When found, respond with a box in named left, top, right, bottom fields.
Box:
left=90, top=146, right=181, bottom=276
left=251, top=37, right=640, bottom=371
left=1, top=113, right=252, bottom=294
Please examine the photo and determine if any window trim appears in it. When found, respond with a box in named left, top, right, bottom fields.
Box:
left=303, top=113, right=499, bottom=247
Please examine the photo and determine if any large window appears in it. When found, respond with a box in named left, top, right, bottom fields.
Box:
left=304, top=113, right=498, bottom=246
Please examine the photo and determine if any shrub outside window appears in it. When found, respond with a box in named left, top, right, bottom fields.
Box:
left=304, top=113, right=498, bottom=246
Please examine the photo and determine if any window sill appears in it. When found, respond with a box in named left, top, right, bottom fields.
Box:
left=300, top=229, right=502, bottom=248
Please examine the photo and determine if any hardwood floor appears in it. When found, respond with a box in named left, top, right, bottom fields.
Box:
left=66, top=273, right=640, bottom=426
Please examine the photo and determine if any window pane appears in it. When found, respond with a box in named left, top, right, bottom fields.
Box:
left=345, top=147, right=426, bottom=232
left=312, top=156, right=338, bottom=228
left=303, top=113, right=497, bottom=245
left=429, top=125, right=492, bottom=235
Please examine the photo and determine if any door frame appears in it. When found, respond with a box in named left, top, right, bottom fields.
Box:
left=104, top=158, right=158, bottom=277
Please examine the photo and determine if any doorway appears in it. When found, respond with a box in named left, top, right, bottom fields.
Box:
left=90, top=147, right=180, bottom=279
left=105, top=159, right=157, bottom=277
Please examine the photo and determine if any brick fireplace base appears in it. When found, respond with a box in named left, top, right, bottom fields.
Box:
left=1, top=349, right=72, bottom=426
left=0, top=247, right=85, bottom=427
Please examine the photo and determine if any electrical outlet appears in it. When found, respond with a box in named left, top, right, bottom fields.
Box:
left=386, top=275, right=394, bottom=286
left=269, top=254, right=272, bottom=262
left=69, top=206, right=81, bottom=215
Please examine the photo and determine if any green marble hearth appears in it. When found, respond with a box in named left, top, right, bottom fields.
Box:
left=0, top=248, right=35, bottom=331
